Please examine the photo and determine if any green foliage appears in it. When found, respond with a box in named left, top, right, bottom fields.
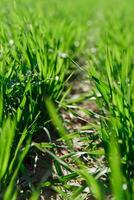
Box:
left=0, top=113, right=31, bottom=199
left=89, top=1, right=134, bottom=198
left=0, top=0, right=134, bottom=199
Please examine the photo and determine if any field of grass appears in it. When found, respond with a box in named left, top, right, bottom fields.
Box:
left=0, top=0, right=134, bottom=199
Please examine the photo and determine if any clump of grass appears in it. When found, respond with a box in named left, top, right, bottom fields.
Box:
left=89, top=3, right=134, bottom=197
left=0, top=0, right=94, bottom=198
left=0, top=93, right=32, bottom=199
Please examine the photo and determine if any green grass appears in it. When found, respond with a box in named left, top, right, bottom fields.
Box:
left=0, top=0, right=134, bottom=199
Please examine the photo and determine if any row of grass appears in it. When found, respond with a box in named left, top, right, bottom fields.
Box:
left=0, top=0, right=134, bottom=199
